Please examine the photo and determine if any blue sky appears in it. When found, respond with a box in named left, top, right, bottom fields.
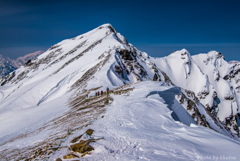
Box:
left=0, top=0, right=239, bottom=61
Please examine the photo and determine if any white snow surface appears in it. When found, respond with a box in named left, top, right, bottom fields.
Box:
left=192, top=51, right=239, bottom=121
left=152, top=49, right=239, bottom=122
left=49, top=82, right=240, bottom=160
left=0, top=24, right=239, bottom=160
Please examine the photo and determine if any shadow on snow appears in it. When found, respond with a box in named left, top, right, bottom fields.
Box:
left=146, top=87, right=196, bottom=126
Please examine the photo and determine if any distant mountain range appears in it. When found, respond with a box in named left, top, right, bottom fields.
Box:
left=229, top=60, right=240, bottom=65
left=0, top=50, right=44, bottom=79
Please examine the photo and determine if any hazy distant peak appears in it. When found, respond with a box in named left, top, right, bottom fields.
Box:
left=0, top=50, right=44, bottom=79
left=16, top=50, right=44, bottom=67
left=228, top=60, right=240, bottom=64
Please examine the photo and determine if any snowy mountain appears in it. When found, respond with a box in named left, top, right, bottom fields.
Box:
left=0, top=55, right=18, bottom=79
left=0, top=51, right=44, bottom=79
left=229, top=60, right=240, bottom=65
left=0, top=24, right=239, bottom=160
left=153, top=50, right=239, bottom=137
left=15, top=50, right=44, bottom=68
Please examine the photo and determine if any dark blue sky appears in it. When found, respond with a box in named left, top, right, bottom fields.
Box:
left=0, top=0, right=239, bottom=61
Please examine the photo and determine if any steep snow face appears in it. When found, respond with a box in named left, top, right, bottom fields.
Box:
left=152, top=49, right=214, bottom=105
left=192, top=52, right=239, bottom=132
left=152, top=49, right=239, bottom=137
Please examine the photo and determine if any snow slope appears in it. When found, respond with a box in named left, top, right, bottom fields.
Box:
left=46, top=81, right=240, bottom=161
left=0, top=24, right=156, bottom=153
left=192, top=52, right=238, bottom=121
left=152, top=49, right=239, bottom=137
left=0, top=24, right=239, bottom=160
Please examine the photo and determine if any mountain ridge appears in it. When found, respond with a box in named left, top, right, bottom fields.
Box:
left=0, top=23, right=239, bottom=160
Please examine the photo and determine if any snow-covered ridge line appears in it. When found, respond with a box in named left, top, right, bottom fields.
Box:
left=0, top=23, right=239, bottom=138
left=0, top=23, right=239, bottom=160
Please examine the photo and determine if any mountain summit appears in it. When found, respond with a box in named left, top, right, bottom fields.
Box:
left=0, top=24, right=239, bottom=160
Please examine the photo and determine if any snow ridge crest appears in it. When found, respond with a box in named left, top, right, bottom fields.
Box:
left=0, top=23, right=239, bottom=160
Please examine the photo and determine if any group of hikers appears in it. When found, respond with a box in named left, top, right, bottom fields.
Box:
left=95, top=87, right=109, bottom=96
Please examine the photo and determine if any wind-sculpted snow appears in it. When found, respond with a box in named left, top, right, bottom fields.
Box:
left=153, top=49, right=239, bottom=137
left=191, top=52, right=239, bottom=136
left=153, top=49, right=210, bottom=95
left=0, top=23, right=239, bottom=160
left=146, top=87, right=197, bottom=126
left=37, top=69, right=82, bottom=106
left=107, top=62, right=125, bottom=86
